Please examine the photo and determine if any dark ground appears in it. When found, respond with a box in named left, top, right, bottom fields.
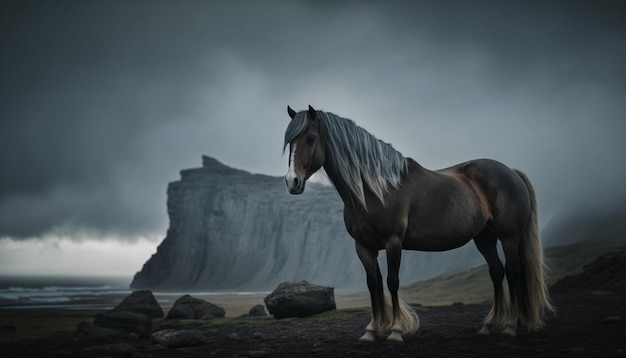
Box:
left=1, top=296, right=624, bottom=358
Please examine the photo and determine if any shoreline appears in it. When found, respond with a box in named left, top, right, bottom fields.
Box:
left=0, top=287, right=371, bottom=313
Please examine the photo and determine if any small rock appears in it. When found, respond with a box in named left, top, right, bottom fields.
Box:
left=76, top=321, right=128, bottom=340
left=229, top=332, right=240, bottom=341
left=93, top=311, right=152, bottom=337
left=253, top=332, right=263, bottom=339
left=599, top=315, right=623, bottom=324
left=83, top=342, right=138, bottom=355
left=148, top=344, right=167, bottom=352
left=249, top=304, right=267, bottom=317
left=151, top=329, right=207, bottom=348
left=562, top=347, right=587, bottom=354
left=131, top=352, right=151, bottom=358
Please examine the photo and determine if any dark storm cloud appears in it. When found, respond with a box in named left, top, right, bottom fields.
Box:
left=1, top=0, right=624, bottom=242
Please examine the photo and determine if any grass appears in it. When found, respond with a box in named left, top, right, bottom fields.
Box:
left=399, top=238, right=626, bottom=306
left=154, top=306, right=372, bottom=333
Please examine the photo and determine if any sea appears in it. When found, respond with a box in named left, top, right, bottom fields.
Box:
left=0, top=275, right=270, bottom=310
left=0, top=275, right=132, bottom=310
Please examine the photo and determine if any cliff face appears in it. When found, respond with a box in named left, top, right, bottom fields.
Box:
left=131, top=156, right=484, bottom=290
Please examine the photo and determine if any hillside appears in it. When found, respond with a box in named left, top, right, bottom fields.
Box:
left=399, top=238, right=626, bottom=306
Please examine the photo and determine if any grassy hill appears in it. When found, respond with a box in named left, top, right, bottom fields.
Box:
left=398, top=238, right=626, bottom=306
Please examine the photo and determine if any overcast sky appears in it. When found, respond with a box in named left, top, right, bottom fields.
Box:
left=1, top=1, right=624, bottom=276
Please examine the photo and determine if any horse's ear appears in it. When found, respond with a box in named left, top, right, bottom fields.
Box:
left=308, top=105, right=317, bottom=120
left=287, top=105, right=297, bottom=120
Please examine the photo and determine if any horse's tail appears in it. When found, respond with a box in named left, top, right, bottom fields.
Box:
left=514, top=169, right=555, bottom=330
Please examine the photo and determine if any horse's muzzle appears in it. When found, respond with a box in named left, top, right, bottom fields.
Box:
left=286, top=176, right=305, bottom=194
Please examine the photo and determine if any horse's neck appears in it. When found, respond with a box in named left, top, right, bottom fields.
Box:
left=323, top=157, right=428, bottom=209
left=322, top=160, right=370, bottom=209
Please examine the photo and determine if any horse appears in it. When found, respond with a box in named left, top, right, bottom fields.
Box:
left=283, top=105, right=554, bottom=342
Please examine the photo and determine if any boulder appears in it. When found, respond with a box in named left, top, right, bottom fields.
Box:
left=249, top=304, right=267, bottom=317
left=264, top=280, right=336, bottom=319
left=93, top=311, right=152, bottom=337
left=151, top=329, right=207, bottom=347
left=111, top=290, right=164, bottom=318
left=165, top=295, right=225, bottom=320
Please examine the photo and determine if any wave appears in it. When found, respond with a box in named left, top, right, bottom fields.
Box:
left=0, top=276, right=270, bottom=310
left=0, top=285, right=131, bottom=303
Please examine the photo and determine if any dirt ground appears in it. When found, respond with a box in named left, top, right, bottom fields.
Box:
left=1, top=296, right=624, bottom=358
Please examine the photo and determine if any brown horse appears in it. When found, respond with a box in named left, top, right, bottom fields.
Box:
left=283, top=105, right=553, bottom=342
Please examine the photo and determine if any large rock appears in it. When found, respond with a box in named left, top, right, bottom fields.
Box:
left=129, top=156, right=485, bottom=290
left=93, top=311, right=152, bottom=338
left=151, top=329, right=207, bottom=347
left=264, top=280, right=336, bottom=319
left=111, top=290, right=164, bottom=318
left=165, top=295, right=225, bottom=320
left=80, top=291, right=161, bottom=339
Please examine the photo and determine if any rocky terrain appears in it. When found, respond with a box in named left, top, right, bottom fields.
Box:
left=3, top=240, right=626, bottom=357
left=1, top=293, right=624, bottom=357
left=131, top=156, right=485, bottom=290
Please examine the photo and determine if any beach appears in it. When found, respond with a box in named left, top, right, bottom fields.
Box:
left=0, top=277, right=371, bottom=343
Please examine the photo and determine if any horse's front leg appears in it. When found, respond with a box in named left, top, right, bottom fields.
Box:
left=355, top=241, right=385, bottom=342
left=385, top=236, right=404, bottom=342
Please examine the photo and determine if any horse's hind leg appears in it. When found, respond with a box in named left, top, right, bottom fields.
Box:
left=355, top=241, right=385, bottom=342
left=501, top=235, right=523, bottom=336
left=473, top=229, right=506, bottom=335
left=385, top=236, right=404, bottom=342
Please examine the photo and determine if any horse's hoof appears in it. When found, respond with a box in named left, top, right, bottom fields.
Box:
left=502, top=325, right=517, bottom=336
left=359, top=331, right=376, bottom=342
left=386, top=330, right=404, bottom=343
left=477, top=325, right=491, bottom=336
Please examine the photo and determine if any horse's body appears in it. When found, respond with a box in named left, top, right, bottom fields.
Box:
left=284, top=106, right=553, bottom=342
left=339, top=158, right=529, bottom=252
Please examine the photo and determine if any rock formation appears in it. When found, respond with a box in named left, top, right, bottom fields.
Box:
left=165, top=295, right=225, bottom=320
left=264, top=281, right=336, bottom=319
left=130, top=156, right=485, bottom=290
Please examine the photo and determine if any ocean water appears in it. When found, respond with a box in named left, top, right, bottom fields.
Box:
left=0, top=275, right=132, bottom=309
left=0, top=275, right=271, bottom=310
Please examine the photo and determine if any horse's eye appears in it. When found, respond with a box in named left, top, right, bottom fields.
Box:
left=306, top=136, right=316, bottom=145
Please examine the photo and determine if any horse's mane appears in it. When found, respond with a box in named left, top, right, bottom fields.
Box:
left=284, top=110, right=406, bottom=208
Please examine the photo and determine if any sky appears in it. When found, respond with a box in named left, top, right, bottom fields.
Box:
left=1, top=0, right=625, bottom=277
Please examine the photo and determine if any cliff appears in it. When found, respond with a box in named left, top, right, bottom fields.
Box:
left=130, top=156, right=484, bottom=290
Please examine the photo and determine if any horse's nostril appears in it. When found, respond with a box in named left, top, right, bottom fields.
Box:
left=293, top=178, right=300, bottom=187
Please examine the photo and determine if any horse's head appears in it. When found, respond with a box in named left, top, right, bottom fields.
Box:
left=284, top=105, right=326, bottom=194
